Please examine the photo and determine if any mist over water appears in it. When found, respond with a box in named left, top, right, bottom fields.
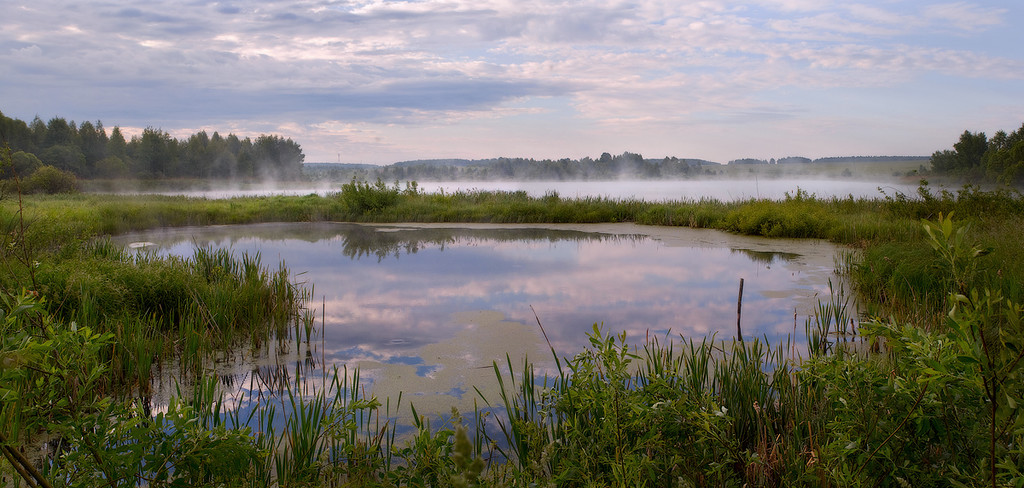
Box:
left=413, top=179, right=919, bottom=201
left=120, top=178, right=920, bottom=201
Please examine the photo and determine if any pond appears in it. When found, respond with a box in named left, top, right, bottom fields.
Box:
left=113, top=222, right=848, bottom=420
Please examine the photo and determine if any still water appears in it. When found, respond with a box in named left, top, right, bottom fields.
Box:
left=114, top=222, right=845, bottom=416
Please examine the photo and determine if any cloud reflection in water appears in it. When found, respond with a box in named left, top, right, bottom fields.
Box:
left=116, top=222, right=844, bottom=413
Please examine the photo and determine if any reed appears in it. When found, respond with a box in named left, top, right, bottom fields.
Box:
left=10, top=185, right=1022, bottom=320
left=2, top=242, right=1017, bottom=486
left=9, top=240, right=310, bottom=393
left=4, top=181, right=1024, bottom=485
left=476, top=267, right=1004, bottom=486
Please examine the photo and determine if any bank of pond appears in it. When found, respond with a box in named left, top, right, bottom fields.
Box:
left=0, top=183, right=1022, bottom=486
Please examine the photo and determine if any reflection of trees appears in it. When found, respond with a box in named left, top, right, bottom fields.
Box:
left=340, top=225, right=456, bottom=261
left=731, top=248, right=800, bottom=265
left=339, top=227, right=643, bottom=261
left=116, top=222, right=646, bottom=262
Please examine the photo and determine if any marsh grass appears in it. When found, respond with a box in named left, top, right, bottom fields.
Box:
left=3, top=178, right=1024, bottom=485
left=13, top=181, right=1018, bottom=324
left=15, top=240, right=311, bottom=394
left=478, top=283, right=1004, bottom=486
left=77, top=210, right=1000, bottom=487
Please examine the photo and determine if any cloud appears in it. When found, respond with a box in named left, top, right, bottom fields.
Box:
left=1, top=0, right=1020, bottom=163
left=923, top=2, right=1006, bottom=31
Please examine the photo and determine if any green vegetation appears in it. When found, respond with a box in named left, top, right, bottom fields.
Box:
left=930, top=122, right=1024, bottom=185
left=3, top=137, right=1024, bottom=485
left=310, top=154, right=927, bottom=183
left=0, top=110, right=304, bottom=181
left=2, top=110, right=929, bottom=186
left=10, top=180, right=1021, bottom=322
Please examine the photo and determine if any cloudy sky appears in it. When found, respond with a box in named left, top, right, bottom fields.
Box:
left=2, top=0, right=1021, bottom=164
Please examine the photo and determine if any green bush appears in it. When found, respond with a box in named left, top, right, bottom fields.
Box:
left=24, top=165, right=79, bottom=194
left=339, top=178, right=403, bottom=215
left=7, top=151, right=43, bottom=178
left=723, top=199, right=836, bottom=238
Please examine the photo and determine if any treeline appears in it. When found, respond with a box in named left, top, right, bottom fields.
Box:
left=309, top=152, right=720, bottom=182
left=728, top=156, right=926, bottom=165
left=309, top=153, right=928, bottom=183
left=930, top=122, right=1024, bottom=184
left=0, top=110, right=305, bottom=181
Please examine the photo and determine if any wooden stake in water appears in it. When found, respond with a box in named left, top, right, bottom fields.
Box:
left=736, top=278, right=744, bottom=342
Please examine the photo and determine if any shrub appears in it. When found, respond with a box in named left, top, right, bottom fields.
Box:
left=339, top=178, right=401, bottom=215
left=723, top=199, right=835, bottom=238
left=5, top=151, right=43, bottom=178
left=24, top=165, right=79, bottom=194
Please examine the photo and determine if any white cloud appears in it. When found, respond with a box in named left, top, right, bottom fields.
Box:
left=923, top=2, right=1006, bottom=31
left=0, top=0, right=1020, bottom=163
left=746, top=0, right=834, bottom=12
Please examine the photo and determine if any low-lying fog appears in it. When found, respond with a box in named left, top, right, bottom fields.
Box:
left=118, top=178, right=921, bottom=202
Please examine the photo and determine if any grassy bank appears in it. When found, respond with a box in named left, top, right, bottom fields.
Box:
left=2, top=181, right=1023, bottom=486
left=7, top=181, right=1023, bottom=320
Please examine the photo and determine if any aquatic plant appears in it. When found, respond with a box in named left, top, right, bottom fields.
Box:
left=5, top=168, right=1024, bottom=486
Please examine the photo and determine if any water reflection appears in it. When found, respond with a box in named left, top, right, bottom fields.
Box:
left=115, top=222, right=844, bottom=415
left=731, top=248, right=801, bottom=265
left=335, top=225, right=631, bottom=262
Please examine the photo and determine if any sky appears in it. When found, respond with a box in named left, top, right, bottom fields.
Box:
left=2, top=0, right=1022, bottom=165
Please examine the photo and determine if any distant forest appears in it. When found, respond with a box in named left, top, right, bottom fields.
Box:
left=929, top=122, right=1024, bottom=185
left=3, top=110, right=950, bottom=188
left=311, top=152, right=718, bottom=182
left=729, top=156, right=926, bottom=165
left=306, top=153, right=927, bottom=182
left=0, top=111, right=304, bottom=181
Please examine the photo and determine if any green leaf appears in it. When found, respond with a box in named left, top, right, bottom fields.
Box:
left=955, top=354, right=980, bottom=365
left=0, top=388, right=19, bottom=402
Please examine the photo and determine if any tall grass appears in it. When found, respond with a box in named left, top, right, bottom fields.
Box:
left=16, top=241, right=311, bottom=393
left=3, top=181, right=1024, bottom=485
left=481, top=291, right=999, bottom=486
